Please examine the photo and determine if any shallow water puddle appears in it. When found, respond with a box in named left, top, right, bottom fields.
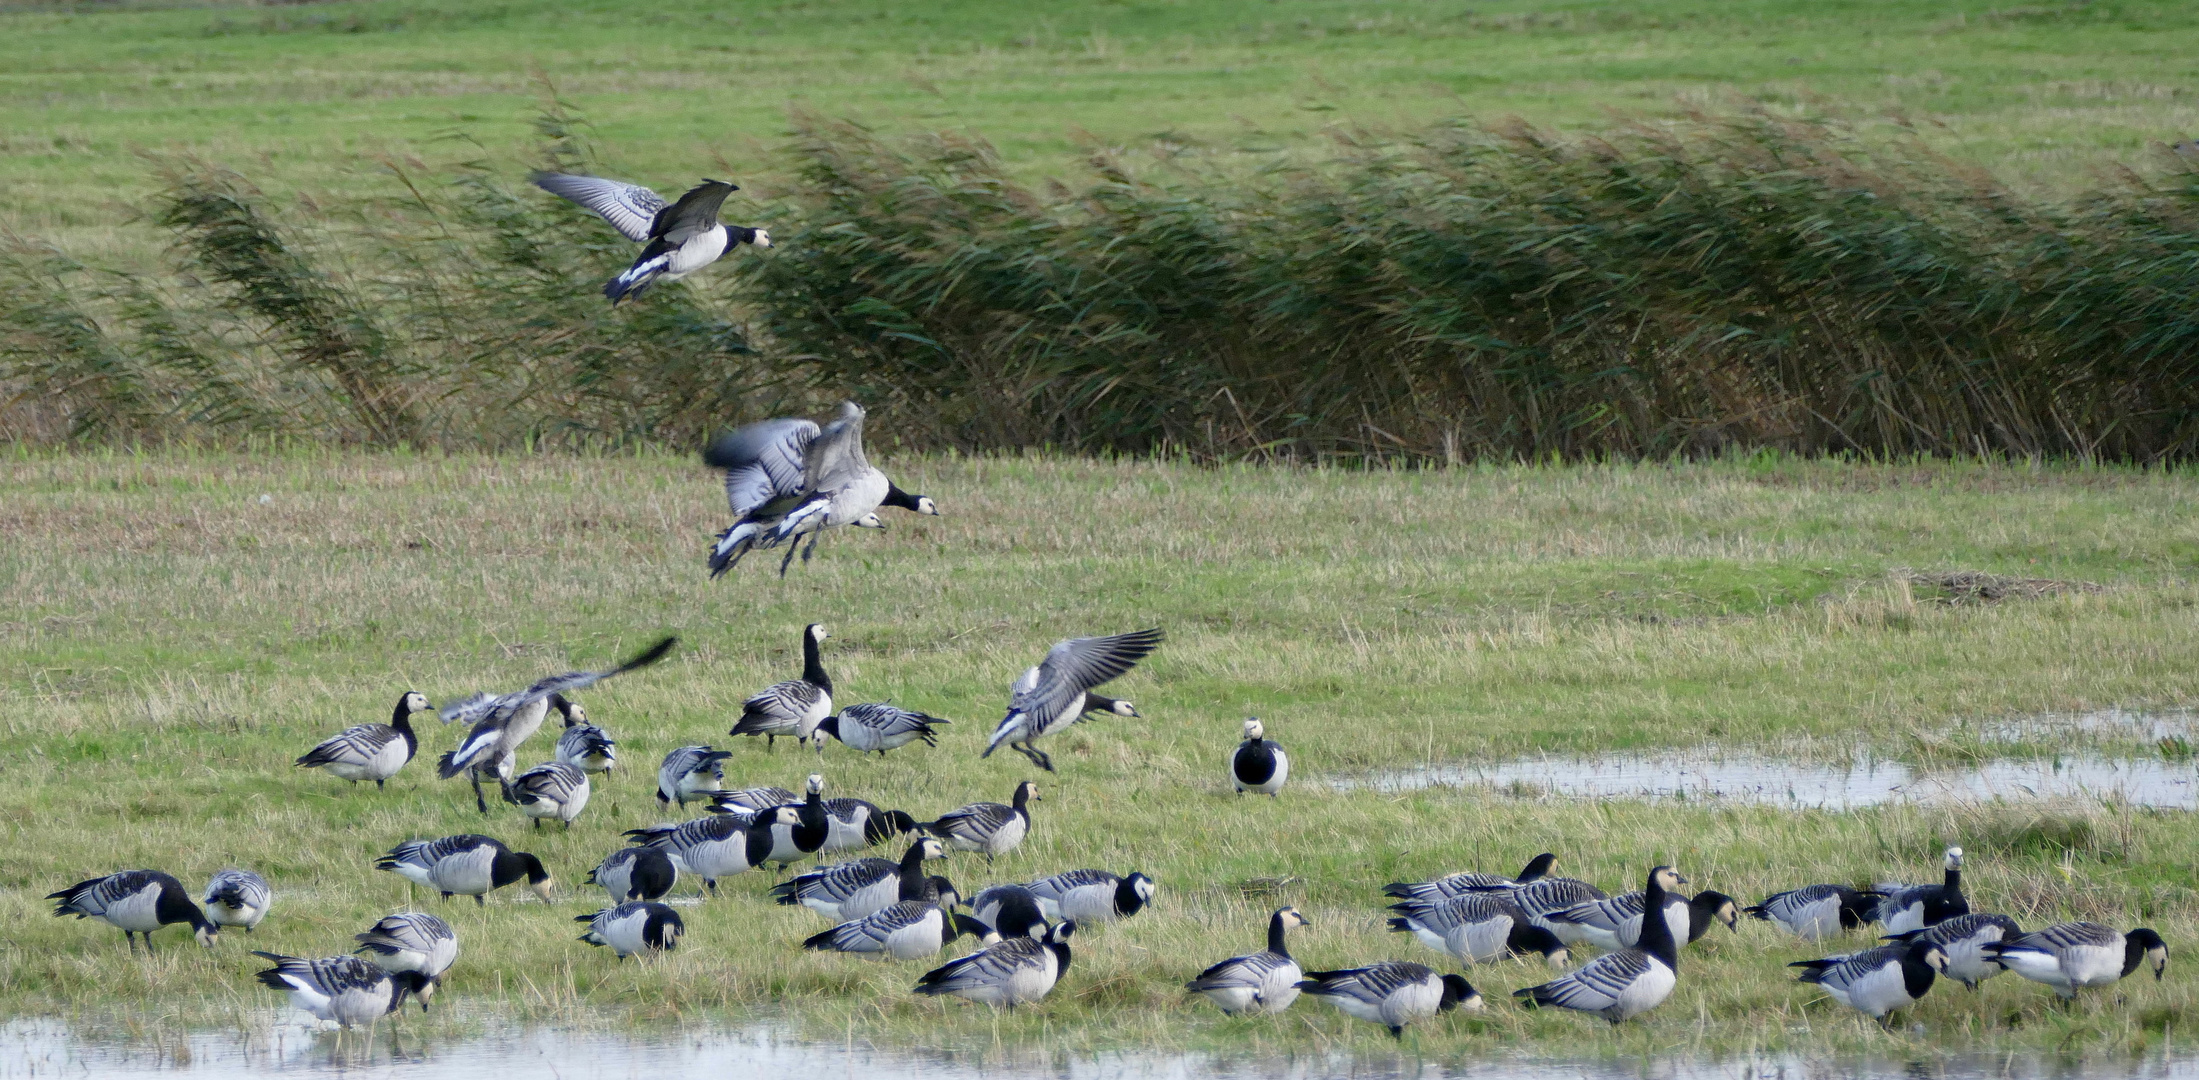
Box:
left=1972, top=708, right=2199, bottom=745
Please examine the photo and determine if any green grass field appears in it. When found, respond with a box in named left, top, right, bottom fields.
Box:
left=9, top=0, right=2199, bottom=267
left=4, top=450, right=2198, bottom=1059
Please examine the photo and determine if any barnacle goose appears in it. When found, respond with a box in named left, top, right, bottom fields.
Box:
left=1746, top=884, right=1884, bottom=941
left=254, top=952, right=430, bottom=1027
left=1542, top=886, right=1737, bottom=951
left=623, top=805, right=800, bottom=893
left=657, top=745, right=733, bottom=807
left=813, top=703, right=951, bottom=756
left=983, top=629, right=1162, bottom=772
left=1491, top=874, right=1612, bottom=932
left=296, top=690, right=430, bottom=789
left=354, top=912, right=458, bottom=1008
left=1791, top=938, right=1950, bottom=1023
left=820, top=798, right=920, bottom=854
left=375, top=835, right=551, bottom=905
left=1984, top=923, right=2167, bottom=998
left=803, top=839, right=983, bottom=960
left=1025, top=869, right=1155, bottom=925
left=439, top=636, right=677, bottom=812
left=553, top=699, right=616, bottom=774
left=578, top=901, right=685, bottom=960
left=48, top=870, right=219, bottom=951
left=501, top=761, right=590, bottom=829
left=1874, top=846, right=1968, bottom=934
left=1186, top=907, right=1310, bottom=1015
left=203, top=869, right=272, bottom=933
left=1883, top=913, right=2023, bottom=989
left=913, top=920, right=1076, bottom=1008
left=531, top=173, right=768, bottom=304
left=703, top=406, right=938, bottom=577
left=588, top=846, right=677, bottom=902
left=729, top=624, right=833, bottom=748
left=708, top=402, right=893, bottom=576
left=1298, top=961, right=1480, bottom=1038
left=1514, top=866, right=1684, bottom=1024
left=922, top=781, right=1038, bottom=862
left=1386, top=892, right=1570, bottom=967
left=1229, top=718, right=1288, bottom=796
left=773, top=838, right=942, bottom=922
left=967, top=884, right=1048, bottom=941
left=1383, top=853, right=1559, bottom=902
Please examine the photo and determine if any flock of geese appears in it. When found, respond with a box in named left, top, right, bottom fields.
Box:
left=41, top=398, right=2175, bottom=1042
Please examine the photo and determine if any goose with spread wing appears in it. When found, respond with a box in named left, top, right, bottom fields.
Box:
left=703, top=406, right=938, bottom=577
left=709, top=402, right=899, bottom=577
left=437, top=636, right=677, bottom=813
left=983, top=628, right=1163, bottom=772
left=530, top=173, right=769, bottom=304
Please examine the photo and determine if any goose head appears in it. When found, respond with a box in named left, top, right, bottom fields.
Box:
left=930, top=876, right=961, bottom=909
left=554, top=695, right=586, bottom=726
left=1649, top=866, right=1688, bottom=893
left=193, top=924, right=220, bottom=949
left=1276, top=906, right=1309, bottom=930
left=1014, top=780, right=1042, bottom=805
left=854, top=513, right=886, bottom=530
left=2130, top=928, right=2169, bottom=980
left=806, top=623, right=830, bottom=644
left=752, top=228, right=773, bottom=249
left=913, top=495, right=939, bottom=516
left=1107, top=698, right=1140, bottom=718
left=1437, top=973, right=1483, bottom=1012
left=918, top=837, right=947, bottom=861
left=1944, top=846, right=1965, bottom=871
left=1126, top=872, right=1157, bottom=907
left=400, top=690, right=431, bottom=714
left=1242, top=718, right=1265, bottom=741
left=806, top=773, right=825, bottom=796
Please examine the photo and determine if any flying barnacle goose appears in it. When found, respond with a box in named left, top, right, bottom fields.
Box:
left=922, top=781, right=1039, bottom=863
left=588, top=846, right=678, bottom=903
left=1791, top=938, right=1950, bottom=1023
left=354, top=912, right=458, bottom=1008
left=729, top=624, right=833, bottom=749
left=1386, top=892, right=1570, bottom=968
left=966, top=884, right=1048, bottom=941
left=578, top=901, right=685, bottom=960
left=1514, top=866, right=1685, bottom=1024
left=439, top=636, right=678, bottom=813
left=502, top=761, right=591, bottom=829
left=983, top=628, right=1163, bottom=772
left=530, top=172, right=769, bottom=304
left=203, top=869, right=272, bottom=933
left=913, top=920, right=1076, bottom=1008
left=553, top=699, right=617, bottom=775
left=774, top=838, right=942, bottom=922
left=1230, top=718, right=1288, bottom=796
left=253, top=952, right=430, bottom=1028
left=1186, top=907, right=1310, bottom=1016
left=624, top=805, right=801, bottom=894
left=657, top=745, right=734, bottom=807
left=1541, top=884, right=1738, bottom=951
left=703, top=404, right=939, bottom=578
left=375, top=835, right=551, bottom=906
left=1383, top=853, right=1560, bottom=902
left=728, top=402, right=901, bottom=577
left=812, top=702, right=951, bottom=756
left=1025, top=869, right=1155, bottom=925
left=296, top=690, right=431, bottom=789
left=803, top=838, right=985, bottom=961
left=1873, top=846, right=1968, bottom=934
left=1297, top=961, right=1480, bottom=1039
left=1984, top=923, right=2167, bottom=999
left=1883, top=913, right=2023, bottom=990
left=1745, top=884, right=1884, bottom=941
left=48, top=870, right=219, bottom=951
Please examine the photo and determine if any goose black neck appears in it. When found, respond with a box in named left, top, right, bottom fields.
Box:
left=1943, top=864, right=1962, bottom=896
left=391, top=702, right=418, bottom=753
left=883, top=483, right=917, bottom=511
left=897, top=843, right=931, bottom=900
left=1115, top=878, right=1147, bottom=917
left=1516, top=853, right=1557, bottom=883
left=154, top=880, right=215, bottom=933
left=1899, top=941, right=1939, bottom=998
left=802, top=634, right=831, bottom=693
left=1011, top=786, right=1030, bottom=814
left=800, top=788, right=826, bottom=829
left=1266, top=912, right=1292, bottom=957
left=1635, top=872, right=1679, bottom=969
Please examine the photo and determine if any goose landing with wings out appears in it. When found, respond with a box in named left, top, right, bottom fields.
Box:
left=703, top=405, right=938, bottom=578
left=437, top=636, right=677, bottom=813
left=983, top=628, right=1163, bottom=772
left=530, top=173, right=769, bottom=304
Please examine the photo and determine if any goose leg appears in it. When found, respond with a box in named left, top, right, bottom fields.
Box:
left=801, top=533, right=820, bottom=564
left=470, top=776, right=489, bottom=814
left=777, top=538, right=801, bottom=577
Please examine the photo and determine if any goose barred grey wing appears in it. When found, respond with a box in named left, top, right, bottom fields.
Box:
left=2007, top=922, right=2121, bottom=954
left=354, top=912, right=457, bottom=972
left=530, top=173, right=668, bottom=242
left=991, top=628, right=1165, bottom=750
left=1795, top=944, right=1905, bottom=990
left=1384, top=870, right=1520, bottom=901
left=296, top=724, right=401, bottom=768
left=840, top=702, right=947, bottom=747
left=504, top=637, right=679, bottom=711
left=704, top=418, right=819, bottom=520
left=931, top=801, right=1015, bottom=839
left=48, top=870, right=165, bottom=917
left=912, top=935, right=1050, bottom=995
left=1187, top=950, right=1293, bottom=991
left=436, top=692, right=505, bottom=727
left=1520, top=949, right=1655, bottom=1011
left=1028, top=868, right=1117, bottom=895
left=654, top=181, right=736, bottom=242
left=1507, top=878, right=1609, bottom=920
left=713, top=786, right=799, bottom=812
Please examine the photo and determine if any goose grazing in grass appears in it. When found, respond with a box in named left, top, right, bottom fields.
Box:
left=297, top=690, right=430, bottom=789
left=1984, top=923, right=2167, bottom=999
left=587, top=846, right=677, bottom=903
left=1874, top=846, right=1967, bottom=934
left=913, top=921, right=1075, bottom=1009
left=1383, top=853, right=1559, bottom=902
left=623, top=805, right=800, bottom=894
left=1542, top=886, right=1737, bottom=951
left=922, top=781, right=1038, bottom=863
left=803, top=838, right=982, bottom=961
left=730, top=624, right=833, bottom=749
left=774, top=838, right=943, bottom=922
left=1229, top=718, right=1287, bottom=796
left=439, top=636, right=678, bottom=813
left=553, top=700, right=616, bottom=774
left=502, top=762, right=590, bottom=829
left=812, top=703, right=950, bottom=756
left=1514, top=866, right=1684, bottom=1024
left=817, top=792, right=920, bottom=854
left=254, top=952, right=430, bottom=1028
left=1492, top=874, right=1612, bottom=932
left=1025, top=869, right=1155, bottom=925
left=354, top=912, right=458, bottom=1009
left=531, top=173, right=768, bottom=304
left=578, top=902, right=685, bottom=960
left=1791, top=938, right=1950, bottom=1023
left=48, top=870, right=219, bottom=951
left=1298, top=962, right=1480, bottom=1038
left=656, top=745, right=733, bottom=807
left=1386, top=892, right=1570, bottom=968
left=375, top=835, right=551, bottom=906
left=1186, top=907, right=1310, bottom=1015
left=703, top=407, right=938, bottom=578
left=1746, top=884, right=1884, bottom=941
left=983, top=628, right=1164, bottom=772
left=710, top=785, right=800, bottom=813
left=203, top=869, right=272, bottom=933
left=1883, top=913, right=2023, bottom=989
left=967, top=885, right=1048, bottom=941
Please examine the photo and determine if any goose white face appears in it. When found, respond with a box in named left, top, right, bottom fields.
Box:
left=914, top=496, right=939, bottom=516
left=854, top=514, right=886, bottom=529
left=1651, top=867, right=1687, bottom=892
left=919, top=838, right=946, bottom=860
left=1944, top=847, right=1965, bottom=870
left=1242, top=718, right=1264, bottom=740
left=810, top=624, right=830, bottom=643
left=1131, top=876, right=1156, bottom=904
left=753, top=229, right=773, bottom=248
left=1109, top=699, right=1139, bottom=717
left=1278, top=907, right=1307, bottom=929
left=2148, top=942, right=2170, bottom=979
left=774, top=806, right=803, bottom=825
left=403, top=691, right=430, bottom=713
left=807, top=774, right=825, bottom=794
left=1923, top=944, right=1951, bottom=973
left=195, top=926, right=220, bottom=948
left=1020, top=781, right=1042, bottom=803
left=564, top=700, right=589, bottom=724
left=532, top=877, right=556, bottom=904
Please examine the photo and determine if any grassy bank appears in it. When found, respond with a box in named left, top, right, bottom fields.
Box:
left=2, top=451, right=2197, bottom=1059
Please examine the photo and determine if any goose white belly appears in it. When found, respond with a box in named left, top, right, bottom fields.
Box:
left=385, top=859, right=438, bottom=889
left=880, top=908, right=947, bottom=961
left=594, top=909, right=656, bottom=957
left=207, top=897, right=267, bottom=930
left=662, top=227, right=729, bottom=281
left=1831, top=964, right=1916, bottom=1017
left=429, top=848, right=499, bottom=895
left=963, top=815, right=1026, bottom=856
left=1200, top=985, right=1262, bottom=1014
left=97, top=884, right=168, bottom=933
left=1880, top=902, right=1929, bottom=936
left=328, top=738, right=409, bottom=782
left=1038, top=885, right=1118, bottom=924
left=825, top=471, right=891, bottom=528
left=1938, top=930, right=2010, bottom=986
left=1436, top=917, right=1515, bottom=964
left=1776, top=896, right=1843, bottom=941
left=677, top=836, right=754, bottom=881
left=821, top=810, right=872, bottom=853
left=519, top=779, right=590, bottom=823
left=823, top=876, right=900, bottom=923
left=1325, top=993, right=1392, bottom=1025
left=1610, top=959, right=1678, bottom=1020
left=372, top=940, right=456, bottom=978
left=1377, top=978, right=1446, bottom=1028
